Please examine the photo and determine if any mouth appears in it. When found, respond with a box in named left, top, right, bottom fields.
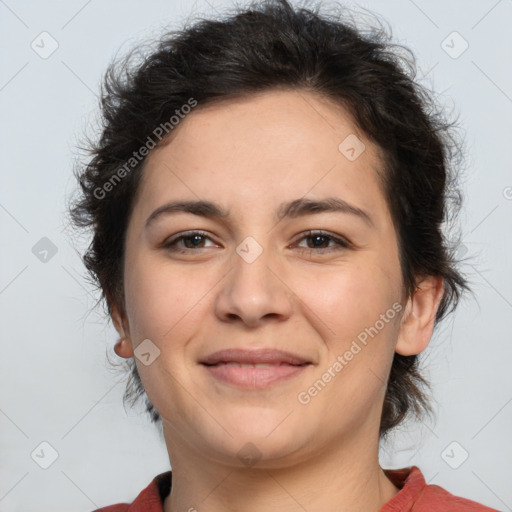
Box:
left=200, top=349, right=313, bottom=389
left=204, top=362, right=309, bottom=368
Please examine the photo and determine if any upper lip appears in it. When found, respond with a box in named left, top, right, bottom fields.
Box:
left=200, top=348, right=311, bottom=366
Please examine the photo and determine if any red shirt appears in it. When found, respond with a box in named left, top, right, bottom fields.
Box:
left=93, top=466, right=499, bottom=511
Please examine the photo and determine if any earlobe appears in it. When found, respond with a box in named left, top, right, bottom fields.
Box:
left=114, top=336, right=134, bottom=358
left=395, top=276, right=444, bottom=357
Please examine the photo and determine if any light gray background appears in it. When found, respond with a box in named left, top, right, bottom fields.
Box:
left=1, top=0, right=511, bottom=510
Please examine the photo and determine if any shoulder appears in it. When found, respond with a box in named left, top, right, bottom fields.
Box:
left=418, top=483, right=499, bottom=511
left=381, top=466, right=499, bottom=511
left=91, top=471, right=172, bottom=512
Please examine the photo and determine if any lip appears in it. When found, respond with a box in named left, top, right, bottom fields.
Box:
left=200, top=348, right=311, bottom=366
left=200, top=348, right=312, bottom=389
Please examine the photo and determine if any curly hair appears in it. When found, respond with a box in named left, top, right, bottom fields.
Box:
left=69, top=0, right=470, bottom=440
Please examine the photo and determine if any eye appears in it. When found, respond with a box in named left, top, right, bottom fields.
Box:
left=162, top=230, right=351, bottom=254
left=162, top=231, right=217, bottom=252
left=293, top=230, right=351, bottom=253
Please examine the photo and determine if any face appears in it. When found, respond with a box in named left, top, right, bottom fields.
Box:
left=114, top=89, right=411, bottom=468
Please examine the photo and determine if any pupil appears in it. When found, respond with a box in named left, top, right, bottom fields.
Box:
left=311, top=235, right=326, bottom=248
left=187, top=235, right=203, bottom=248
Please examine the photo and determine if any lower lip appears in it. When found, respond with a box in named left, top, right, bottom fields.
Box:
left=201, top=363, right=311, bottom=389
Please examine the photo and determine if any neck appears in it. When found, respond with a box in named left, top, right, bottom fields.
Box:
left=162, top=423, right=399, bottom=512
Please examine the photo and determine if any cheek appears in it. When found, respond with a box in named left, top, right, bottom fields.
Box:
left=302, top=263, right=401, bottom=407
left=307, top=260, right=400, bottom=339
left=122, top=250, right=202, bottom=342
left=303, top=259, right=402, bottom=404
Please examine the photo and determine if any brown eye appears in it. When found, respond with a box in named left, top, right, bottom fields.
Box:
left=295, top=231, right=351, bottom=252
left=163, top=231, right=216, bottom=252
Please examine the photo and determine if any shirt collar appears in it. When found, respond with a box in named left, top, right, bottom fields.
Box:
left=125, top=466, right=426, bottom=511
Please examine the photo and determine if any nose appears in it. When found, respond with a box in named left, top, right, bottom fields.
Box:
left=214, top=239, right=294, bottom=328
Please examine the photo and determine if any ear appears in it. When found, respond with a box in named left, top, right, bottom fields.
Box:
left=395, top=275, right=445, bottom=356
left=110, top=298, right=134, bottom=359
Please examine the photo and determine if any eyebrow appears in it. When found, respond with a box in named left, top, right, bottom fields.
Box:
left=145, top=197, right=374, bottom=228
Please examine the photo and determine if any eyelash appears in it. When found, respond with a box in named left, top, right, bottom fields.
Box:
left=162, top=230, right=351, bottom=253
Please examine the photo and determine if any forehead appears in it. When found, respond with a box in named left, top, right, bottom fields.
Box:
left=134, top=89, right=389, bottom=226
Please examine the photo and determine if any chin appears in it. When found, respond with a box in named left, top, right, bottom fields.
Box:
left=204, top=413, right=311, bottom=465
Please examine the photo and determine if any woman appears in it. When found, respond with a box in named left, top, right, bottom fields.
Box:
left=69, top=0, right=498, bottom=510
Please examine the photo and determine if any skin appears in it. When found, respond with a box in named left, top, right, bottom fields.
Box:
left=111, top=88, right=444, bottom=512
